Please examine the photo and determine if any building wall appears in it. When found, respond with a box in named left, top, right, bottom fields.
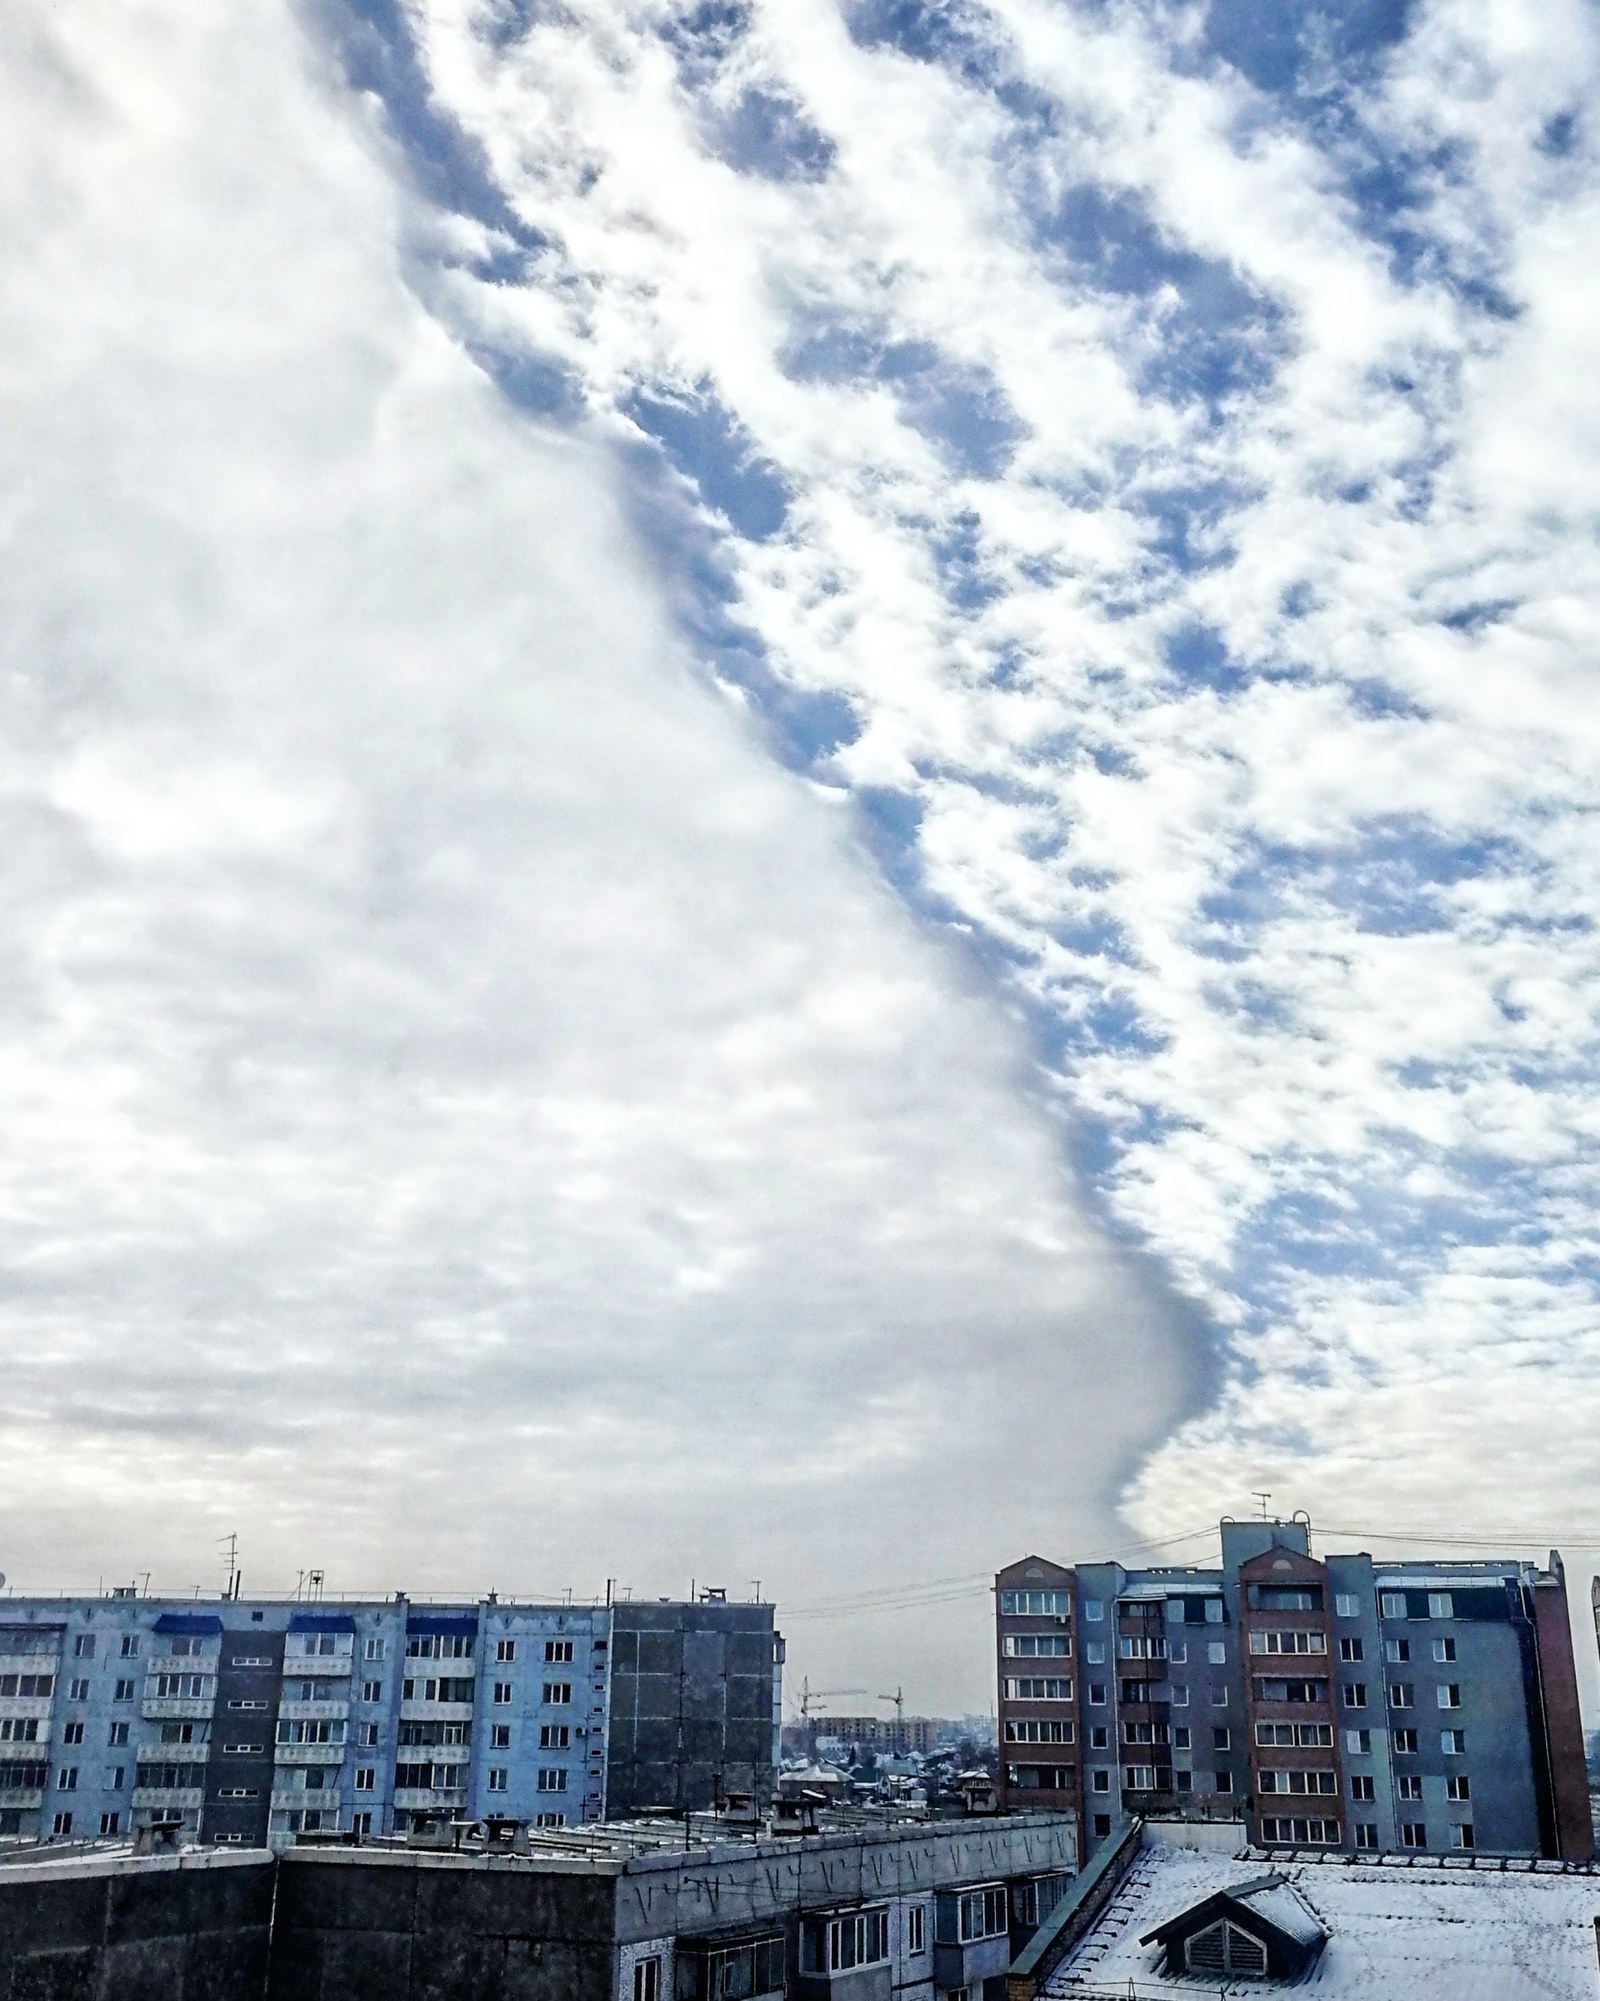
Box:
left=606, top=1601, right=779, bottom=1814
left=0, top=1590, right=780, bottom=1847
left=995, top=1521, right=1590, bottom=1863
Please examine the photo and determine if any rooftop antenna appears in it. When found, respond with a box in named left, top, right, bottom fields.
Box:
left=218, top=1532, right=240, bottom=1600
left=1253, top=1492, right=1273, bottom=1521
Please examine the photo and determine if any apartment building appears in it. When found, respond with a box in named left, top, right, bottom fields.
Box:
left=995, top=1519, right=1593, bottom=1864
left=0, top=1591, right=781, bottom=1848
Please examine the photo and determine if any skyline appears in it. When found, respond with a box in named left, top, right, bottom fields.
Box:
left=3, top=0, right=1599, bottom=1718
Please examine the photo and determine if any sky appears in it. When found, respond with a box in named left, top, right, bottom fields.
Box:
left=2, top=0, right=1598, bottom=1716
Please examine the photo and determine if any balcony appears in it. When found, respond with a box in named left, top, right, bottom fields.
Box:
left=0, top=1656, right=61, bottom=1681
left=281, top=1655, right=353, bottom=1678
left=141, top=1698, right=215, bottom=1721
left=138, top=1740, right=210, bottom=1762
left=145, top=1655, right=220, bottom=1679
left=394, top=1787, right=468, bottom=1811
left=271, top=1786, right=342, bottom=1812
left=932, top=1935, right=1012, bottom=1991
left=0, top=1698, right=54, bottom=1724
left=131, top=1787, right=206, bottom=1812
left=277, top=1700, right=349, bottom=1723
left=0, top=1788, right=44, bottom=1810
left=274, top=1744, right=346, bottom=1766
left=399, top=1700, right=475, bottom=1725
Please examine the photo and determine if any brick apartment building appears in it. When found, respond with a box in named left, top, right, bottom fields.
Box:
left=996, top=1518, right=1592, bottom=1863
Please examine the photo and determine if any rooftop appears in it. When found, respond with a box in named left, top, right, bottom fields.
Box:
left=1045, top=1829, right=1600, bottom=2000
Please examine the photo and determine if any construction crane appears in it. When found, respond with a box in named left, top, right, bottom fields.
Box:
left=878, top=1686, right=906, bottom=1755
left=796, top=1679, right=868, bottom=1721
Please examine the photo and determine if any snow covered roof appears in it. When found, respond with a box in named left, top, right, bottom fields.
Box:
left=1046, top=1831, right=1600, bottom=1998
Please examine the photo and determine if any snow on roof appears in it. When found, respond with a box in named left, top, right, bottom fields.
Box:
left=1046, top=1833, right=1600, bottom=1999
left=1231, top=1875, right=1327, bottom=1949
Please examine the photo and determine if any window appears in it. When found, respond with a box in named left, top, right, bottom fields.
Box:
left=154, top=1675, right=211, bottom=1699
left=1173, top=1726, right=1191, bottom=1750
left=542, top=1682, right=571, bottom=1705
left=1248, top=1630, right=1326, bottom=1656
left=0, top=1720, right=37, bottom=1743
left=405, top=1634, right=475, bottom=1661
left=1122, top=1721, right=1168, bottom=1746
left=1207, top=1642, right=1227, bottom=1665
left=1385, top=1639, right=1410, bottom=1664
left=1088, top=1684, right=1107, bottom=1705
left=1003, top=1677, right=1072, bottom=1701
left=223, top=1742, right=263, bottom=1756
left=544, top=1640, right=574, bottom=1663
left=537, top=1768, right=568, bottom=1792
left=1350, top=1774, right=1375, bottom=1801
left=1433, top=1637, right=1457, bottom=1663
left=1205, top=1599, right=1224, bottom=1624
left=633, top=1958, right=661, bottom=2001
left=1000, top=1590, right=1072, bottom=1617
left=276, top=1719, right=345, bottom=1745
left=1212, top=1727, right=1230, bottom=1751
left=1170, top=1640, right=1187, bottom=1664
left=1211, top=1686, right=1230, bottom=1707
left=52, top=1812, right=73, bottom=1836
left=489, top=1724, right=511, bottom=1750
left=1260, top=1817, right=1339, bottom=1844
left=113, top=1679, right=135, bottom=1702
left=105, top=1722, right=129, bottom=1748
left=1452, top=1823, right=1475, bottom=1849
left=907, top=1903, right=926, bottom=1954
left=1174, top=1770, right=1193, bottom=1792
left=1447, top=1774, right=1470, bottom=1801
left=1171, top=1685, right=1190, bottom=1708
left=1441, top=1729, right=1466, bottom=1754
left=1118, top=1635, right=1168, bottom=1661
left=1005, top=1719, right=1073, bottom=1744
left=1400, top=1821, right=1427, bottom=1849
left=118, top=1634, right=139, bottom=1658
left=1393, top=1729, right=1419, bottom=1754
left=813, top=1907, right=889, bottom=1971
left=1335, top=1594, right=1359, bottom=1617
left=73, top=1636, right=95, bottom=1659
left=1251, top=1588, right=1320, bottom=1612
left=935, top=1886, right=1008, bottom=1945
left=1091, top=1769, right=1110, bottom=1793
left=1389, top=1683, right=1414, bottom=1709
left=100, top=1812, right=121, bottom=1836
left=1340, top=1637, right=1363, bottom=1661
left=1428, top=1593, right=1454, bottom=1620
left=1346, top=1728, right=1371, bottom=1754
left=1120, top=1680, right=1151, bottom=1705
left=487, top=1768, right=508, bottom=1793
left=1215, top=1770, right=1234, bottom=1794
left=1256, top=1722, right=1332, bottom=1747
left=355, top=1769, right=375, bottom=1792
left=488, top=1681, right=512, bottom=1706
left=1083, top=1600, right=1104, bottom=1622
left=364, top=1638, right=385, bottom=1661
left=358, top=1723, right=379, bottom=1748
left=69, top=1679, right=90, bottom=1703
left=1380, top=1593, right=1406, bottom=1619
left=63, top=1722, right=84, bottom=1746
left=535, top=1811, right=566, bottom=1829
left=1343, top=1683, right=1367, bottom=1709
left=1436, top=1684, right=1462, bottom=1709
left=218, top=1787, right=259, bottom=1800
left=1259, top=1770, right=1336, bottom=1796
left=362, top=1681, right=382, bottom=1703
left=0, top=1675, right=54, bottom=1699
left=1397, top=1774, right=1422, bottom=1801
left=1354, top=1822, right=1378, bottom=1849
left=1084, top=1642, right=1105, bottom=1664
left=1089, top=1726, right=1108, bottom=1749
left=57, top=1768, right=78, bottom=1791
left=495, top=1639, right=516, bottom=1663
left=1005, top=1634, right=1071, bottom=1658
left=1123, top=1764, right=1159, bottom=1792
left=1092, top=1813, right=1111, bottom=1838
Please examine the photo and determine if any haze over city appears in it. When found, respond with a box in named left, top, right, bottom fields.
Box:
left=4, top=0, right=1600, bottom=1723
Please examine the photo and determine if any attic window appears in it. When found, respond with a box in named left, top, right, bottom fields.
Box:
left=1186, top=1919, right=1268, bottom=1977
left=1272, top=1559, right=1292, bottom=1572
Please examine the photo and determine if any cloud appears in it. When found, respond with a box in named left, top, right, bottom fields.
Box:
left=0, top=0, right=1204, bottom=1704
left=382, top=0, right=1600, bottom=1673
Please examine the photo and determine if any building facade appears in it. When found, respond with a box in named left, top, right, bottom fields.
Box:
left=0, top=1591, right=782, bottom=1848
left=995, top=1520, right=1593, bottom=1864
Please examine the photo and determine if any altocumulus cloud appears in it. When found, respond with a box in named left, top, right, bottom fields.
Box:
left=0, top=0, right=1203, bottom=1703
left=373, top=0, right=1600, bottom=1599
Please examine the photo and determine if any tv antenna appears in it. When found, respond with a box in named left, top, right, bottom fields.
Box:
left=1253, top=1492, right=1273, bottom=1521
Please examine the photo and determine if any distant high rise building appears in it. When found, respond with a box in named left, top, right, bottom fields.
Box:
left=996, top=1519, right=1592, bottom=1863
left=0, top=1588, right=782, bottom=1847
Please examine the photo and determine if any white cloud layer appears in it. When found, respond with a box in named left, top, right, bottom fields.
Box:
left=389, top=0, right=1600, bottom=1635
left=0, top=0, right=1200, bottom=1703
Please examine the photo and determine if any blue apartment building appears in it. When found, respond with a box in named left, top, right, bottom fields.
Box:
left=0, top=1591, right=780, bottom=1849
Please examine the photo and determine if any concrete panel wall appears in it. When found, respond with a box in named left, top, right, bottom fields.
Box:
left=0, top=1851, right=274, bottom=2001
